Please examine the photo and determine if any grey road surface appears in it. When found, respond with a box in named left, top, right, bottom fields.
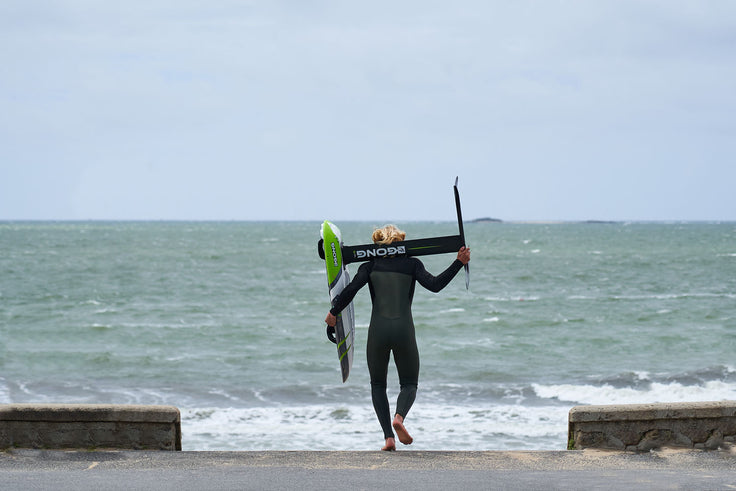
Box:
left=1, top=449, right=735, bottom=490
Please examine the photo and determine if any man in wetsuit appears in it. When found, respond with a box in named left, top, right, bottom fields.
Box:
left=325, top=224, right=471, bottom=451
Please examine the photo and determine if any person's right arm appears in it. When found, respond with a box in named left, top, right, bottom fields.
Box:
left=328, top=261, right=372, bottom=316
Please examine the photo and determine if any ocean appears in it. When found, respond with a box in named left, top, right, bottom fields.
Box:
left=1, top=221, right=735, bottom=451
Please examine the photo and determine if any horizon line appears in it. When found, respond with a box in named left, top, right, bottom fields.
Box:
left=1, top=218, right=734, bottom=224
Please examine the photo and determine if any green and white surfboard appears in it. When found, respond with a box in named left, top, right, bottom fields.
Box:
left=320, top=220, right=355, bottom=383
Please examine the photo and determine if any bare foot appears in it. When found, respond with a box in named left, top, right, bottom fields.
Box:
left=381, top=438, right=396, bottom=451
left=392, top=414, right=413, bottom=445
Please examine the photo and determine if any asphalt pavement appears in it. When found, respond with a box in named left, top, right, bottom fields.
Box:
left=1, top=448, right=735, bottom=490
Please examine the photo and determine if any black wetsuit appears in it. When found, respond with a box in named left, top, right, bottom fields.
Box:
left=330, top=256, right=464, bottom=440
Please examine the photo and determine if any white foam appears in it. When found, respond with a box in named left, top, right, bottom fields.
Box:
left=411, top=404, right=568, bottom=443
left=180, top=403, right=570, bottom=451
left=207, top=389, right=242, bottom=402
left=181, top=405, right=378, bottom=451
left=0, top=378, right=10, bottom=404
left=632, top=371, right=651, bottom=381
left=439, top=308, right=465, bottom=314
left=612, top=292, right=736, bottom=301
left=484, top=296, right=540, bottom=302
left=94, top=308, right=117, bottom=314
left=532, top=380, right=736, bottom=406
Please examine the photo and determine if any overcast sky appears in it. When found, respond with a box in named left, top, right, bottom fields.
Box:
left=2, top=1, right=735, bottom=222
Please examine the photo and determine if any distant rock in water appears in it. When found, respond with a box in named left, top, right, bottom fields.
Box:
left=472, top=217, right=503, bottom=223
left=583, top=220, right=620, bottom=224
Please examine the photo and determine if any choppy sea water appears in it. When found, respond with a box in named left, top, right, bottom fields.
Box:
left=1, top=221, right=735, bottom=450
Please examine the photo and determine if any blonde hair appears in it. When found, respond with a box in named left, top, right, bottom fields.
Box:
left=372, top=224, right=406, bottom=245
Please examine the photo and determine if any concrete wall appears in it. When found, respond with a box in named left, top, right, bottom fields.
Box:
left=568, top=401, right=736, bottom=451
left=0, top=404, right=181, bottom=451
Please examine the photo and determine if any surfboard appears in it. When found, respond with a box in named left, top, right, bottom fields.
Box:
left=320, top=220, right=355, bottom=383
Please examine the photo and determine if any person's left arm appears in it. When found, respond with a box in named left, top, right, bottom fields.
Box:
left=414, top=247, right=469, bottom=293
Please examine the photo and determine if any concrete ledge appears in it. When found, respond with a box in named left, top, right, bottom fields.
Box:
left=0, top=404, right=181, bottom=451
left=569, top=401, right=736, bottom=451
